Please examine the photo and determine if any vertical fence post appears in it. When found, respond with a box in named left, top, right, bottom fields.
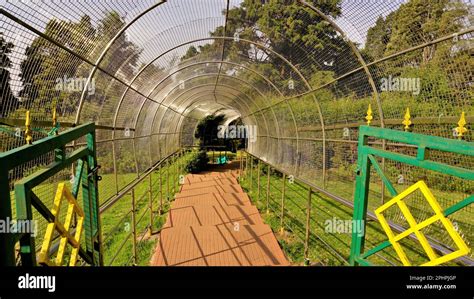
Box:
left=239, top=150, right=243, bottom=179
left=304, top=187, right=312, bottom=265
left=257, top=159, right=261, bottom=200
left=159, top=163, right=163, bottom=215
left=245, top=152, right=249, bottom=180
left=148, top=173, right=153, bottom=236
left=280, top=173, right=286, bottom=234
left=174, top=154, right=177, bottom=195
left=167, top=159, right=170, bottom=204
left=131, top=189, right=137, bottom=266
left=266, top=164, right=271, bottom=214
left=250, top=156, right=253, bottom=192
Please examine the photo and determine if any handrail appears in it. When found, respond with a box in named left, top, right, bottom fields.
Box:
left=100, top=147, right=191, bottom=265
left=99, top=148, right=182, bottom=214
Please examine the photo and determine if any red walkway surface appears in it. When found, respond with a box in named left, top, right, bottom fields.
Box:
left=151, top=162, right=289, bottom=266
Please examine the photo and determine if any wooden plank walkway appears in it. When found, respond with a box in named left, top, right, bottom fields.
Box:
left=151, top=162, right=289, bottom=266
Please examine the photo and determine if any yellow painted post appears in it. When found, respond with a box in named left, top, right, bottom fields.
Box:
left=25, top=110, right=32, bottom=145
left=454, top=111, right=467, bottom=140
left=52, top=107, right=58, bottom=135
left=365, top=104, right=373, bottom=126
left=402, top=107, right=412, bottom=131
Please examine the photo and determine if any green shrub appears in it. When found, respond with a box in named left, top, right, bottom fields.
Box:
left=185, top=150, right=209, bottom=173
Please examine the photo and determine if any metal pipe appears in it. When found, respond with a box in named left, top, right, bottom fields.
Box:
left=131, top=189, right=137, bottom=266
left=257, top=159, right=261, bottom=200
left=304, top=187, right=312, bottom=264
left=266, top=164, right=271, bottom=214
left=280, top=173, right=286, bottom=235
left=148, top=173, right=153, bottom=236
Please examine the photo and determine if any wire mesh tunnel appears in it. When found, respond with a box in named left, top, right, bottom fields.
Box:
left=0, top=0, right=472, bottom=266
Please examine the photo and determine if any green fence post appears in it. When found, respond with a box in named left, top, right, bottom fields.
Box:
left=85, top=129, right=102, bottom=265
left=0, top=167, right=15, bottom=266
left=350, top=131, right=371, bottom=266
left=14, top=184, right=36, bottom=266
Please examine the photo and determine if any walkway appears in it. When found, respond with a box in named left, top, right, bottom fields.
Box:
left=151, top=161, right=289, bottom=266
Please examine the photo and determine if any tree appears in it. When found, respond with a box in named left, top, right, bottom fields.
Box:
left=0, top=32, right=19, bottom=117
left=181, top=46, right=199, bottom=61
left=194, top=114, right=226, bottom=147
left=17, top=11, right=142, bottom=122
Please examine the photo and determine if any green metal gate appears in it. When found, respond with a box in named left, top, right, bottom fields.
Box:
left=0, top=122, right=103, bottom=266
left=350, top=126, right=473, bottom=266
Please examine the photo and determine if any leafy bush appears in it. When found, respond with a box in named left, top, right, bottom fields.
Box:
left=185, top=150, right=209, bottom=173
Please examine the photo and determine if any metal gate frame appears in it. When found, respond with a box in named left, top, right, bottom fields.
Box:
left=0, top=122, right=103, bottom=266
left=350, top=125, right=473, bottom=266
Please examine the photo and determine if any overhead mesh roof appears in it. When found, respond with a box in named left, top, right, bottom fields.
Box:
left=1, top=0, right=473, bottom=205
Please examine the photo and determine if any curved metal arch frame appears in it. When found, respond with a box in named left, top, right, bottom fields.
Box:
left=136, top=61, right=286, bottom=163
left=101, top=36, right=324, bottom=147
left=134, top=73, right=258, bottom=134
left=156, top=74, right=300, bottom=171
left=149, top=85, right=269, bottom=159
left=155, top=83, right=272, bottom=149
left=175, top=93, right=266, bottom=155
left=131, top=62, right=284, bottom=131
left=71, top=6, right=371, bottom=180
left=81, top=36, right=301, bottom=128
left=158, top=79, right=277, bottom=142
left=153, top=84, right=272, bottom=162
left=146, top=73, right=279, bottom=150
left=79, top=32, right=321, bottom=175
left=172, top=85, right=268, bottom=140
